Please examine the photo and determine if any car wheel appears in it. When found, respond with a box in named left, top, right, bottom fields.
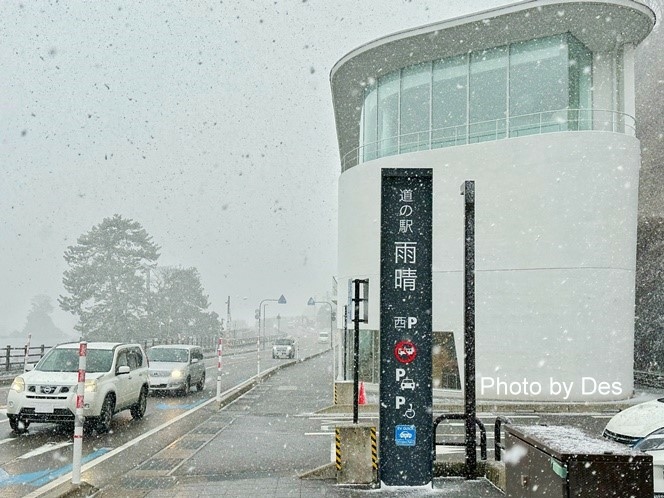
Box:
left=179, top=377, right=190, bottom=396
left=96, top=395, right=115, bottom=434
left=131, top=386, right=148, bottom=420
left=8, top=415, right=29, bottom=434
left=196, top=371, right=206, bottom=392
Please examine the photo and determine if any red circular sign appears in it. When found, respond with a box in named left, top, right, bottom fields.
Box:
left=394, top=340, right=417, bottom=364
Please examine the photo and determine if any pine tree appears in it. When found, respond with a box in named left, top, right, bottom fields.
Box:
left=59, top=215, right=160, bottom=342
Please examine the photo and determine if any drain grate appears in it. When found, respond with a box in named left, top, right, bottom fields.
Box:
left=136, top=458, right=183, bottom=471
left=175, top=438, right=207, bottom=450
left=190, top=426, right=224, bottom=434
left=121, top=476, right=175, bottom=489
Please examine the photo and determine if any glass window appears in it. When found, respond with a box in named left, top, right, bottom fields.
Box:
left=400, top=63, right=431, bottom=153
left=509, top=35, right=569, bottom=136
left=568, top=35, right=593, bottom=130
left=432, top=55, right=468, bottom=148
left=469, top=46, right=508, bottom=143
left=362, top=84, right=378, bottom=162
left=36, top=347, right=114, bottom=373
left=357, top=34, right=595, bottom=166
left=377, top=72, right=400, bottom=158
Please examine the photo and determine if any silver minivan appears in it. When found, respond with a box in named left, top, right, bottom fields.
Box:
left=147, top=345, right=206, bottom=395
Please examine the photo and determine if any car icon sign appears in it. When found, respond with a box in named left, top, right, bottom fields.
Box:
left=400, top=378, right=415, bottom=390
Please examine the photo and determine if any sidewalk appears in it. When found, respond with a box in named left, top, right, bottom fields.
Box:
left=95, top=351, right=502, bottom=497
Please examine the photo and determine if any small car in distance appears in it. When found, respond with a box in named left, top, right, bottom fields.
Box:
left=147, top=345, right=206, bottom=395
left=272, top=338, right=296, bottom=359
left=6, top=342, right=149, bottom=434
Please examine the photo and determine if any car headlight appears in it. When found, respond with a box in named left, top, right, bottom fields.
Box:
left=85, top=379, right=98, bottom=392
left=10, top=377, right=25, bottom=393
left=171, top=369, right=184, bottom=379
left=634, top=427, right=664, bottom=451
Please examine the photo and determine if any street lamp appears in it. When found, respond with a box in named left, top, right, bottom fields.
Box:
left=307, top=297, right=334, bottom=349
left=308, top=297, right=336, bottom=381
left=259, top=295, right=287, bottom=350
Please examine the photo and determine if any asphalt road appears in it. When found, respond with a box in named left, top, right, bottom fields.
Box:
left=0, top=336, right=633, bottom=497
left=0, top=335, right=329, bottom=497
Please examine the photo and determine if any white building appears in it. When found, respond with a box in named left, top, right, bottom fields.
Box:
left=330, top=0, right=655, bottom=401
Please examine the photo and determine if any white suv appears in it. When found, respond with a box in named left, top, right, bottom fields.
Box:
left=6, top=342, right=149, bottom=434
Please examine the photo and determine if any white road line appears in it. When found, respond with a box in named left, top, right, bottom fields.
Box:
left=305, top=432, right=334, bottom=436
left=0, top=438, right=15, bottom=446
left=18, top=441, right=72, bottom=460
left=24, top=368, right=279, bottom=498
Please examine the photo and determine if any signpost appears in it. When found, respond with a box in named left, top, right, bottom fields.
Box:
left=461, top=180, right=477, bottom=479
left=379, top=168, right=433, bottom=486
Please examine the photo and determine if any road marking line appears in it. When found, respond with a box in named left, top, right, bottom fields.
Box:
left=18, top=441, right=72, bottom=460
left=23, top=367, right=282, bottom=498
left=305, top=432, right=334, bottom=436
left=0, top=438, right=14, bottom=446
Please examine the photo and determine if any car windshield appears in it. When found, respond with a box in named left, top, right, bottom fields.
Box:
left=37, top=348, right=114, bottom=373
left=275, top=340, right=293, bottom=346
left=149, top=348, right=189, bottom=363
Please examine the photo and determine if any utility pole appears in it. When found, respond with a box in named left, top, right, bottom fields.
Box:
left=226, top=296, right=232, bottom=338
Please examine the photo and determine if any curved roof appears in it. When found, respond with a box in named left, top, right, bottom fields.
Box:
left=330, top=0, right=655, bottom=160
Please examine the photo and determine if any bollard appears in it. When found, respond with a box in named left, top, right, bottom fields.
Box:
left=72, top=341, right=87, bottom=485
left=216, top=337, right=223, bottom=403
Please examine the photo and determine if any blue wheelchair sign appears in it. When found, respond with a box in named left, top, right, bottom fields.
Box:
left=395, top=425, right=416, bottom=446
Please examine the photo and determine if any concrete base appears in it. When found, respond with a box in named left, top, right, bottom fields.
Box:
left=336, top=424, right=377, bottom=485
left=334, top=381, right=354, bottom=405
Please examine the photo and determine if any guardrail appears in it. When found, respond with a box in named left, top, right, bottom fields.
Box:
left=3, top=344, right=49, bottom=372
left=142, top=335, right=280, bottom=354
left=2, top=336, right=281, bottom=374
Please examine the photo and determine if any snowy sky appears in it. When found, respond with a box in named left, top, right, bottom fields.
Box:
left=1, top=0, right=522, bottom=335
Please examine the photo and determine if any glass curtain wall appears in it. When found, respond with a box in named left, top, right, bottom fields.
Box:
left=469, top=46, right=508, bottom=143
left=568, top=36, right=593, bottom=130
left=359, top=34, right=593, bottom=163
left=362, top=81, right=378, bottom=162
left=377, top=72, right=400, bottom=158
left=509, top=36, right=569, bottom=136
left=432, top=55, right=468, bottom=148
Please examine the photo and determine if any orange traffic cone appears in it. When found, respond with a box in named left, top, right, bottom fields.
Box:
left=358, top=381, right=367, bottom=405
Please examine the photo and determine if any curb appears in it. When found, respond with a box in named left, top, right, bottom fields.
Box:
left=27, top=349, right=330, bottom=498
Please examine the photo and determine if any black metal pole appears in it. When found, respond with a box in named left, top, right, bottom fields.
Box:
left=343, top=304, right=348, bottom=381
left=462, top=180, right=476, bottom=479
left=353, top=280, right=360, bottom=424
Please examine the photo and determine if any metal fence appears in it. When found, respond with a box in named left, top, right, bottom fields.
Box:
left=2, top=335, right=280, bottom=373
left=3, top=344, right=49, bottom=372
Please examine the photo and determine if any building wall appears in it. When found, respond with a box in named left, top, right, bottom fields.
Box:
left=338, top=131, right=639, bottom=400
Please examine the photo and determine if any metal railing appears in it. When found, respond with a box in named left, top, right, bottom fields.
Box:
left=494, top=416, right=512, bottom=462
left=3, top=344, right=49, bottom=372
left=342, top=108, right=636, bottom=171
left=2, top=336, right=280, bottom=373
left=433, top=412, right=487, bottom=461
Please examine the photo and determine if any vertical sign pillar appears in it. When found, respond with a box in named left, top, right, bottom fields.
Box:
left=461, top=180, right=477, bottom=479
left=380, top=168, right=433, bottom=486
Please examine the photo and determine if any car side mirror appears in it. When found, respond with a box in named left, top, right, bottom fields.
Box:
left=117, top=365, right=130, bottom=375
